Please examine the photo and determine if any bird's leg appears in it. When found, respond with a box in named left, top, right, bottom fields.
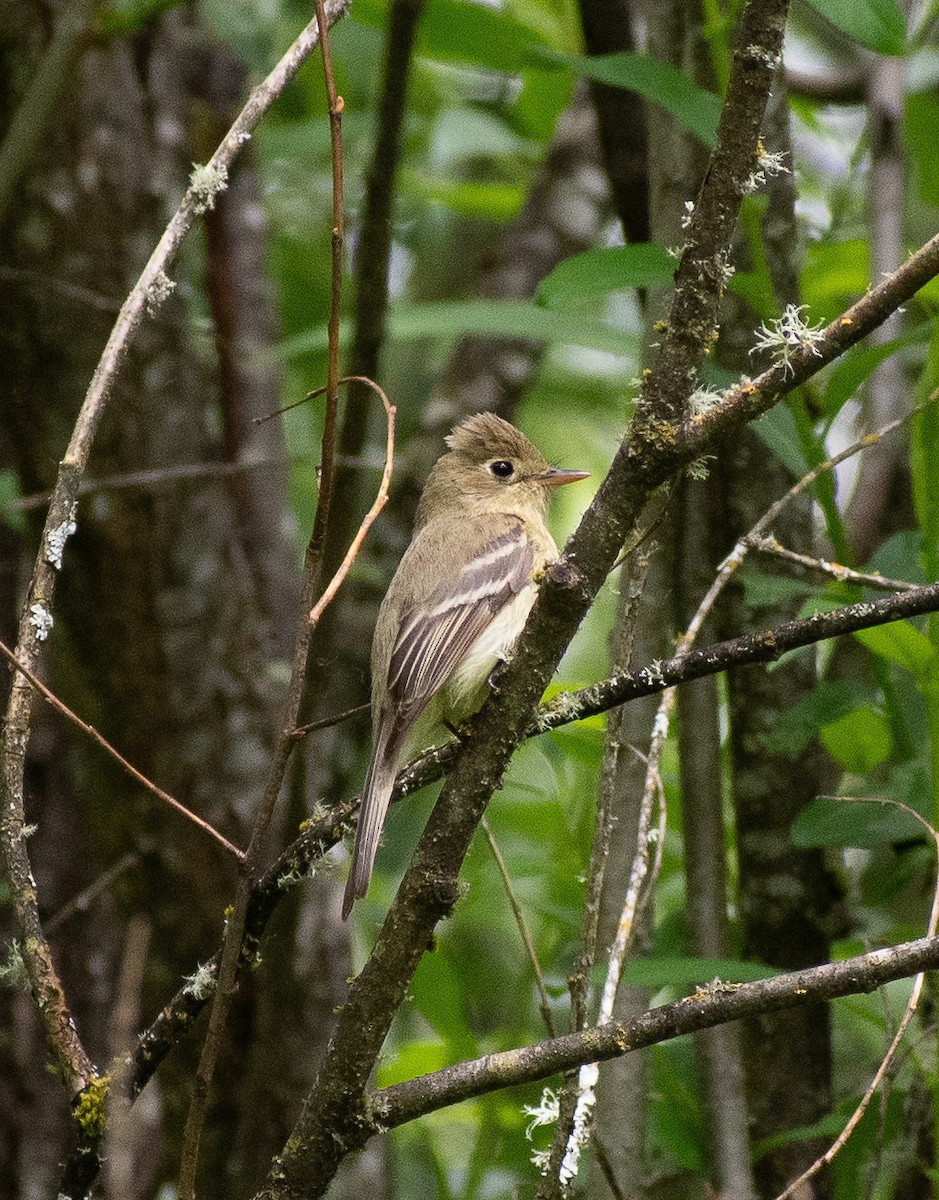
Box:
left=487, top=654, right=510, bottom=693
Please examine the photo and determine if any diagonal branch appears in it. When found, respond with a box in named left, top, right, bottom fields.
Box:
left=371, top=936, right=939, bottom=1128
left=0, top=637, right=243, bottom=860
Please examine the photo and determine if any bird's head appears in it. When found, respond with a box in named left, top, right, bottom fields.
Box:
left=416, top=412, right=588, bottom=524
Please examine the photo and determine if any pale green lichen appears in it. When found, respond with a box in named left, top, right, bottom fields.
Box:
left=189, top=160, right=229, bottom=214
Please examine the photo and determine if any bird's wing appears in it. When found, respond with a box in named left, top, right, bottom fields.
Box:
left=386, top=520, right=535, bottom=726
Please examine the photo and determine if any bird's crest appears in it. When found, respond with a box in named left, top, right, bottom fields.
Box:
left=446, top=412, right=541, bottom=464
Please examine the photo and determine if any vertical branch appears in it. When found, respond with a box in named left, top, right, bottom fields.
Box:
left=335, top=0, right=424, bottom=494
left=176, top=5, right=348, bottom=1195
left=636, top=0, right=791, bottom=426
left=312, top=0, right=344, bottom=563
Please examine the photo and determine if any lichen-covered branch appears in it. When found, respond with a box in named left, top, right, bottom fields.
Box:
left=372, top=936, right=939, bottom=1128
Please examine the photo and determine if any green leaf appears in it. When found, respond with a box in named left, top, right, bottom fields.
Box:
left=727, top=271, right=777, bottom=322
left=649, top=1041, right=707, bottom=1171
left=535, top=49, right=721, bottom=146
left=0, top=470, right=25, bottom=534
left=765, top=681, right=873, bottom=754
left=821, top=334, right=908, bottom=418
left=911, top=328, right=939, bottom=580
left=739, top=569, right=815, bottom=610
left=410, top=949, right=478, bottom=1059
left=536, top=244, right=675, bottom=307
left=854, top=621, right=937, bottom=676
left=866, top=530, right=925, bottom=586
left=279, top=299, right=635, bottom=359
left=401, top=170, right=525, bottom=220
left=377, top=1039, right=450, bottom=1088
left=819, top=708, right=892, bottom=773
left=800, top=239, right=868, bottom=322
left=354, top=0, right=553, bottom=72
left=803, top=0, right=907, bottom=56
left=97, top=0, right=188, bottom=35
left=906, top=93, right=939, bottom=208
left=792, top=796, right=925, bottom=849
left=751, top=402, right=809, bottom=477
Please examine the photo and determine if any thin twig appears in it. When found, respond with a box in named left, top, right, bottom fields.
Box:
left=481, top=814, right=556, bottom=1038
left=774, top=797, right=939, bottom=1200
left=291, top=701, right=371, bottom=739
left=748, top=536, right=917, bottom=593
left=45, top=852, right=139, bottom=935
left=310, top=379, right=396, bottom=628
left=316, top=0, right=344, bottom=524
left=3, top=454, right=286, bottom=513
left=0, top=638, right=242, bottom=859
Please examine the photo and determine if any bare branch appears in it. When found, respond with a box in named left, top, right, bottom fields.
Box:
left=309, top=380, right=396, bottom=629
left=481, top=815, right=556, bottom=1039
left=0, top=638, right=244, bottom=860
left=749, top=536, right=918, bottom=593
left=371, top=936, right=939, bottom=1129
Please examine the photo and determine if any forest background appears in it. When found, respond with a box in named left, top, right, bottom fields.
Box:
left=3, top=0, right=939, bottom=1198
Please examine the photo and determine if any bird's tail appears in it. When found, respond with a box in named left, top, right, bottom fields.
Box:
left=342, top=750, right=396, bottom=920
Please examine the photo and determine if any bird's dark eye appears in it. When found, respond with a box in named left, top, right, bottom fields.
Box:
left=489, top=460, right=514, bottom=478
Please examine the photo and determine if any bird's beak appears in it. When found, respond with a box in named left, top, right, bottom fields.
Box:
left=539, top=468, right=590, bottom=488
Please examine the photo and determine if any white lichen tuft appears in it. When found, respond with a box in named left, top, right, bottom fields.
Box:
left=745, top=45, right=783, bottom=69
left=743, top=141, right=790, bottom=194
left=183, top=962, right=217, bottom=1000
left=687, top=386, right=726, bottom=416
left=524, top=1087, right=559, bottom=1141
left=45, top=503, right=78, bottom=569
left=531, top=1148, right=552, bottom=1173
left=189, top=160, right=229, bottom=214
left=29, top=603, right=53, bottom=641
left=680, top=199, right=695, bottom=229
left=640, top=659, right=666, bottom=686
left=278, top=863, right=314, bottom=890
left=146, top=270, right=177, bottom=317
left=751, top=303, right=825, bottom=376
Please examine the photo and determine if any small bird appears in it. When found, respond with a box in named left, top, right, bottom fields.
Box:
left=342, top=411, right=588, bottom=918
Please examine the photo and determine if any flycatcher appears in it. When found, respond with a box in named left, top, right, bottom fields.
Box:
left=342, top=411, right=587, bottom=918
